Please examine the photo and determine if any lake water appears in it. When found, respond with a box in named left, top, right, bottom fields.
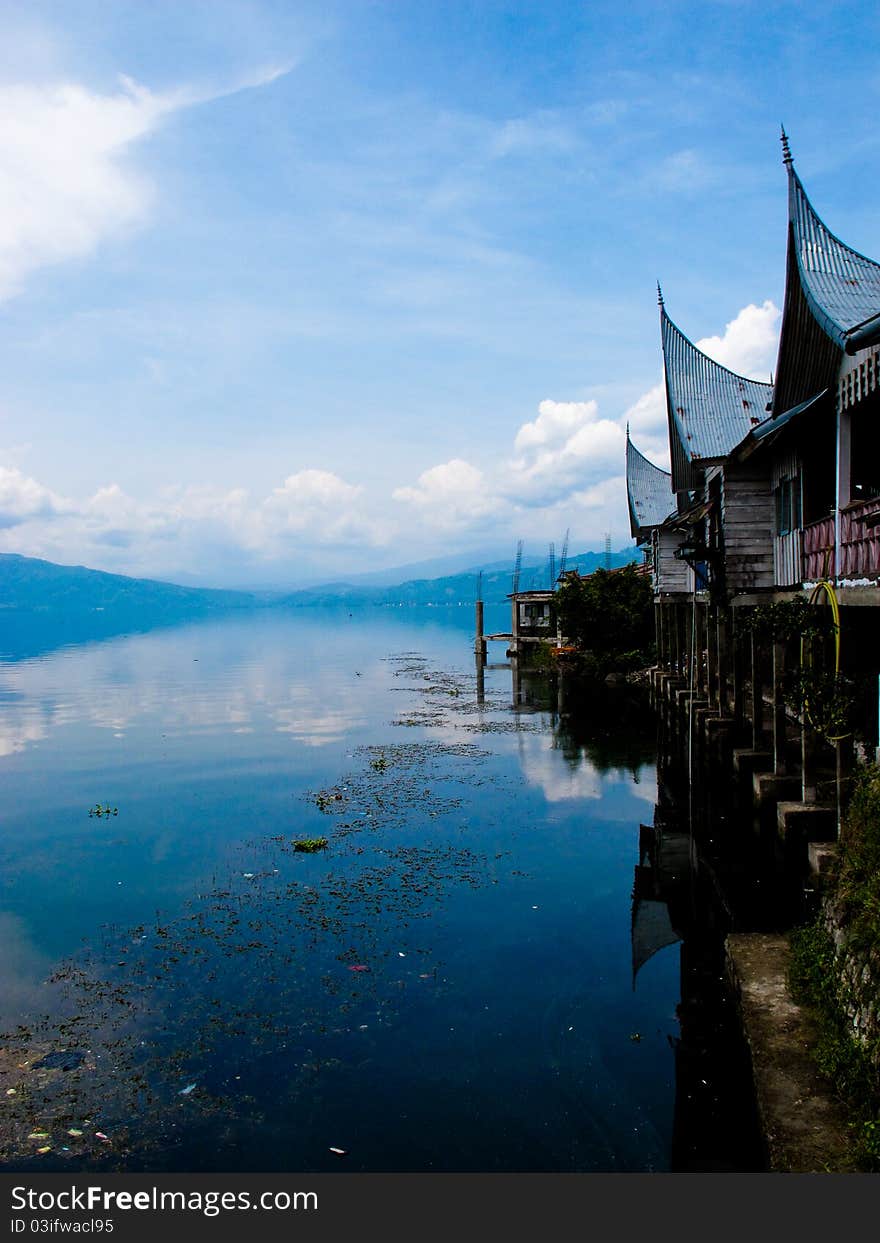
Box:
left=0, top=606, right=741, bottom=1172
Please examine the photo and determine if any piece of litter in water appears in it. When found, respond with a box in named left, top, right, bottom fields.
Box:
left=68, top=1129, right=83, bottom=1137
left=329, top=1147, right=347, bottom=1155
left=243, top=873, right=255, bottom=879
left=179, top=1083, right=197, bottom=1095
left=348, top=964, right=370, bottom=973
left=95, top=1132, right=110, bottom=1141
left=28, top=1132, right=49, bottom=1140
left=397, top=951, right=406, bottom=957
left=629, top=1033, right=642, bottom=1043
left=5, top=1088, right=16, bottom=1096
left=37, top=1146, right=51, bottom=1154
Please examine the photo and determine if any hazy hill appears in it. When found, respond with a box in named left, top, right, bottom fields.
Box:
left=0, top=547, right=638, bottom=616
left=0, top=554, right=261, bottom=614
left=278, top=548, right=637, bottom=607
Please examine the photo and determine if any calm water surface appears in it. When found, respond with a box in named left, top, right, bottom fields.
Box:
left=0, top=607, right=681, bottom=1172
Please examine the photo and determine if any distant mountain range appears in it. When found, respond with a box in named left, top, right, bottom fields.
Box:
left=0, top=548, right=637, bottom=615
left=277, top=549, right=636, bottom=607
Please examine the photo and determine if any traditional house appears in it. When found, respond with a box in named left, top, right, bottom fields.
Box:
left=659, top=291, right=774, bottom=602
left=625, top=429, right=686, bottom=596
left=762, top=133, right=880, bottom=591
left=640, top=132, right=880, bottom=802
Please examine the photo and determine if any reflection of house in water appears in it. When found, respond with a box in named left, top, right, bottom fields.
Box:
left=632, top=809, right=762, bottom=1169
left=631, top=821, right=690, bottom=987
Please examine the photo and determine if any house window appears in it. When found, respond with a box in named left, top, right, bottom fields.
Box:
left=775, top=475, right=802, bottom=535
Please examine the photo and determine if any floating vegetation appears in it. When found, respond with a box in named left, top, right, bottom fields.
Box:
left=313, top=789, right=346, bottom=813
left=0, top=644, right=539, bottom=1171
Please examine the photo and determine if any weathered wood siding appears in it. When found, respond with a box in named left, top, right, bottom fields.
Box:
left=721, top=461, right=775, bottom=593
left=653, top=528, right=691, bottom=595
left=771, top=448, right=803, bottom=586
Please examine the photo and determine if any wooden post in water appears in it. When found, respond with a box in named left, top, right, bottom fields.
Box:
left=474, top=599, right=487, bottom=662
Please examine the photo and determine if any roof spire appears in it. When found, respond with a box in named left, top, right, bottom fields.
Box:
left=780, top=125, right=793, bottom=167
left=656, top=281, right=664, bottom=307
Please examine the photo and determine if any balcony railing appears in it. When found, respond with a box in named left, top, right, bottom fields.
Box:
left=802, top=497, right=880, bottom=581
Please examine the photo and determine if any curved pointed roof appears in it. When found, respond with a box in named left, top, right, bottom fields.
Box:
left=772, top=138, right=880, bottom=414
left=660, top=304, right=773, bottom=492
left=787, top=162, right=880, bottom=353
left=626, top=433, right=674, bottom=541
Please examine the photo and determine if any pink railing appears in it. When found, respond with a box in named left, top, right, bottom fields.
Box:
left=802, top=498, right=880, bottom=581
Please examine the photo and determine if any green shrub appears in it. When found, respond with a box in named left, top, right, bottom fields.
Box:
left=554, top=567, right=654, bottom=677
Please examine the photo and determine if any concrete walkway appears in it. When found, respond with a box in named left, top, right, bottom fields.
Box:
left=725, top=932, right=858, bottom=1172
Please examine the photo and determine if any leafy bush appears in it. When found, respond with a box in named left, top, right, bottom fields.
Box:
left=554, top=566, right=654, bottom=676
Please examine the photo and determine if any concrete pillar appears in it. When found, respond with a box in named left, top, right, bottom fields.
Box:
left=716, top=610, right=729, bottom=715
left=750, top=629, right=765, bottom=750
left=731, top=615, right=744, bottom=731
left=694, top=604, right=705, bottom=694
left=801, top=719, right=820, bottom=805
left=706, top=605, right=718, bottom=707
left=772, top=640, right=787, bottom=775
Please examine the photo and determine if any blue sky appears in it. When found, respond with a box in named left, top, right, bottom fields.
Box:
left=0, top=0, right=878, bottom=587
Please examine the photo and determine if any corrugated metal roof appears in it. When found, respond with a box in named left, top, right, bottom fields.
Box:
left=626, top=434, right=675, bottom=539
left=750, top=389, right=829, bottom=445
left=661, top=305, right=773, bottom=491
left=788, top=167, right=880, bottom=351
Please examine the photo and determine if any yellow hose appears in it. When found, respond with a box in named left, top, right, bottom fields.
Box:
left=801, top=579, right=846, bottom=738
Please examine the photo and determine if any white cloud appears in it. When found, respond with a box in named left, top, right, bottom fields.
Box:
left=263, top=469, right=383, bottom=547
left=504, top=399, right=625, bottom=506
left=0, top=65, right=289, bottom=300
left=696, top=300, right=780, bottom=381
left=490, top=114, right=577, bottom=160
left=621, top=383, right=670, bottom=468
left=0, top=466, right=68, bottom=528
left=654, top=148, right=715, bottom=193
left=0, top=295, right=782, bottom=580
left=392, top=459, right=503, bottom=530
